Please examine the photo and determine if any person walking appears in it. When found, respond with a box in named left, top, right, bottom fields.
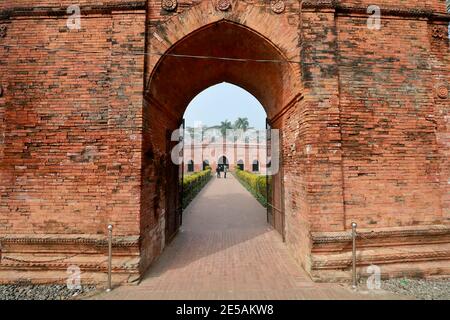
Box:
left=216, top=166, right=221, bottom=178
left=223, top=165, right=228, bottom=179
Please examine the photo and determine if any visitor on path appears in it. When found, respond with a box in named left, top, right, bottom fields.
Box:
left=223, top=166, right=228, bottom=179
left=216, top=166, right=221, bottom=178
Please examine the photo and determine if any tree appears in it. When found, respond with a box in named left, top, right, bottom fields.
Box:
left=219, top=120, right=233, bottom=137
left=185, top=126, right=194, bottom=135
left=234, top=117, right=250, bottom=131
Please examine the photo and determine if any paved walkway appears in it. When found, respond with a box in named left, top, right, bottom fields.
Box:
left=94, top=175, right=404, bottom=300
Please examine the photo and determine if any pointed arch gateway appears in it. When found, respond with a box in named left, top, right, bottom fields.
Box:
left=141, top=2, right=304, bottom=275
left=218, top=155, right=229, bottom=171
left=202, top=160, right=210, bottom=170
left=237, top=159, right=244, bottom=170
left=146, top=19, right=301, bottom=119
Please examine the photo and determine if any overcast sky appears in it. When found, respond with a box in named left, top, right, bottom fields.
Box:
left=183, top=82, right=266, bottom=129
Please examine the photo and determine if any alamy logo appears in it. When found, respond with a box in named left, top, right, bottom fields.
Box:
left=366, top=264, right=381, bottom=290
left=67, top=5, right=81, bottom=30
left=367, top=5, right=381, bottom=30
left=66, top=265, right=82, bottom=290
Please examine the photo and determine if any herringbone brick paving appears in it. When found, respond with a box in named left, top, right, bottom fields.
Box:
left=94, top=175, right=405, bottom=300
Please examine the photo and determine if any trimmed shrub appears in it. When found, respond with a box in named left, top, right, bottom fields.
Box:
left=233, top=167, right=271, bottom=207
left=182, top=168, right=212, bottom=208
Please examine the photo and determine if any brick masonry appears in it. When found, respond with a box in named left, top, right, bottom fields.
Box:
left=0, top=0, right=449, bottom=283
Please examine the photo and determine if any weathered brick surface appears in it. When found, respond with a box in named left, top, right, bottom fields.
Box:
left=0, top=0, right=449, bottom=283
left=337, top=16, right=445, bottom=228
left=1, top=16, right=112, bottom=235
left=0, top=10, right=145, bottom=236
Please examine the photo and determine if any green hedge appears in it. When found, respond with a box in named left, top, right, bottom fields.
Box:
left=182, top=167, right=212, bottom=208
left=233, top=167, right=271, bottom=207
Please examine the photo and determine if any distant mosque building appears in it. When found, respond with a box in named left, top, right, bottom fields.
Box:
left=182, top=126, right=270, bottom=174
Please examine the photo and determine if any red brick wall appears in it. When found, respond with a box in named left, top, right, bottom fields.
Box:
left=1, top=15, right=111, bottom=235
left=280, top=96, right=313, bottom=270
left=337, top=15, right=448, bottom=228
left=299, top=10, right=346, bottom=232
left=107, top=12, right=146, bottom=236
left=0, top=9, right=145, bottom=237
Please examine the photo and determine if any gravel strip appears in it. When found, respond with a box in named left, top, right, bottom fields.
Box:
left=2, top=279, right=449, bottom=300
left=0, top=284, right=97, bottom=300
left=380, top=278, right=450, bottom=300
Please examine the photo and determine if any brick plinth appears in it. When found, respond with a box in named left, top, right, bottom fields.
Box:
left=0, top=234, right=141, bottom=285
left=310, top=225, right=450, bottom=281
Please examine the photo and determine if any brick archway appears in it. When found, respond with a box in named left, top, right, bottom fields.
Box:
left=141, top=12, right=303, bottom=273
left=218, top=155, right=229, bottom=170
left=146, top=21, right=301, bottom=120
left=1, top=0, right=448, bottom=285
left=145, top=0, right=301, bottom=89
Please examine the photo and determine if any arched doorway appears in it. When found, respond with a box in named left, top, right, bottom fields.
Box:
left=237, top=159, right=244, bottom=170
left=143, top=14, right=303, bottom=273
left=187, top=160, right=194, bottom=173
left=202, top=160, right=209, bottom=170
left=218, top=156, right=229, bottom=172
left=252, top=160, right=259, bottom=172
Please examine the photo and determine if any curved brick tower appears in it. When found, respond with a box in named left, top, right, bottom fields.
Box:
left=0, top=1, right=449, bottom=284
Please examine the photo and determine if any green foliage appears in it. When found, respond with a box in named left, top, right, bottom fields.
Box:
left=182, top=168, right=212, bottom=208
left=219, top=120, right=233, bottom=137
left=234, top=117, right=250, bottom=131
left=234, top=167, right=271, bottom=207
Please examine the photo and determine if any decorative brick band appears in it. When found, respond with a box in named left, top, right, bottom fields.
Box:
left=312, top=247, right=450, bottom=269
left=1, top=1, right=448, bottom=21
left=0, top=235, right=139, bottom=248
left=216, top=0, right=232, bottom=12
left=312, top=225, right=450, bottom=245
left=0, top=24, right=7, bottom=37
left=270, top=0, right=285, bottom=14
left=161, top=0, right=178, bottom=12
left=437, top=85, right=449, bottom=99
left=432, top=25, right=448, bottom=39
left=0, top=255, right=140, bottom=273
left=0, top=1, right=146, bottom=19
left=302, top=1, right=450, bottom=21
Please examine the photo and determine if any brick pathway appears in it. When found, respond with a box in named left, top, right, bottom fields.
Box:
left=93, top=175, right=404, bottom=300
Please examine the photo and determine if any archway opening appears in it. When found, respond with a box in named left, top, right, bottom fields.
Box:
left=144, top=20, right=298, bottom=247
left=252, top=160, right=259, bottom=173
left=218, top=156, right=229, bottom=171
left=147, top=20, right=299, bottom=120
left=183, top=80, right=267, bottom=177
left=187, top=160, right=194, bottom=173
left=202, top=160, right=210, bottom=171
left=237, top=160, right=244, bottom=171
